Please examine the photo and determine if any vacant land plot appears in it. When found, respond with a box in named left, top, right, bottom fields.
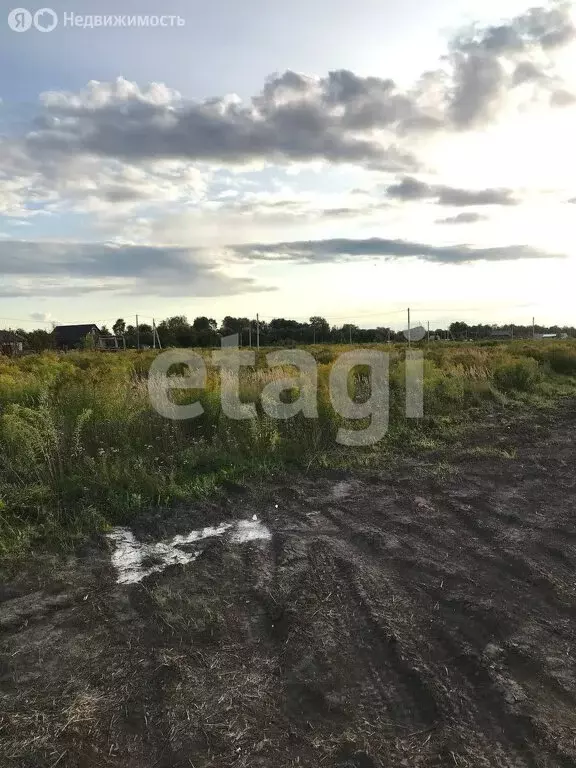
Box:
left=1, top=400, right=576, bottom=767
left=2, top=341, right=576, bottom=558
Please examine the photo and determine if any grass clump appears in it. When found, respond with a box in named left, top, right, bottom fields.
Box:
left=492, top=357, right=542, bottom=393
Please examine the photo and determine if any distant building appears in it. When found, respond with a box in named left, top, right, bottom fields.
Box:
left=534, top=332, right=569, bottom=340
left=54, top=324, right=101, bottom=350
left=490, top=329, right=513, bottom=338
left=0, top=330, right=25, bottom=356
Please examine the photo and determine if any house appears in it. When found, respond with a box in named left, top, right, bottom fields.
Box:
left=54, top=324, right=101, bottom=350
left=0, top=330, right=25, bottom=356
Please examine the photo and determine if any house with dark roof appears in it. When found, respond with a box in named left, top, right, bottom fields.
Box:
left=0, top=330, right=25, bottom=356
left=53, top=324, right=101, bottom=350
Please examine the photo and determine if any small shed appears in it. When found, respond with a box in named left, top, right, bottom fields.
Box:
left=54, top=324, right=101, bottom=350
left=0, top=330, right=25, bottom=356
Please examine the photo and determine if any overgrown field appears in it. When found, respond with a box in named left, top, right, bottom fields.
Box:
left=1, top=341, right=576, bottom=558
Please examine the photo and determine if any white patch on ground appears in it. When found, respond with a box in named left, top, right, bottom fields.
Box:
left=107, top=519, right=271, bottom=585
left=332, top=481, right=352, bottom=499
left=230, top=519, right=272, bottom=543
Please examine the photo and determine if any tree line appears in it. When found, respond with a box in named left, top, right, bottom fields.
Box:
left=3, top=316, right=574, bottom=352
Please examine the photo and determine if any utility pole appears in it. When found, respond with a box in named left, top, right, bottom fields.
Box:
left=136, top=315, right=140, bottom=351
left=256, top=314, right=260, bottom=350
left=407, top=308, right=411, bottom=348
left=152, top=318, right=156, bottom=349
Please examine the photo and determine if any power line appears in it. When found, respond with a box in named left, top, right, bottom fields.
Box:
left=257, top=309, right=406, bottom=321
left=0, top=315, right=53, bottom=325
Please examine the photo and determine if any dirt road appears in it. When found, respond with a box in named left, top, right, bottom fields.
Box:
left=2, top=403, right=576, bottom=767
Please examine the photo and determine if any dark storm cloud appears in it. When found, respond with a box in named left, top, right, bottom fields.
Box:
left=235, top=237, right=561, bottom=264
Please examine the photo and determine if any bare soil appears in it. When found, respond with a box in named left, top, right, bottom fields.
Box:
left=2, top=403, right=576, bottom=767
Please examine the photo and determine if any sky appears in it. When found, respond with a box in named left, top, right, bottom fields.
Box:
left=1, top=0, right=575, bottom=331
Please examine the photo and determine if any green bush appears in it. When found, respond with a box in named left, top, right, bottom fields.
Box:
left=493, top=358, right=541, bottom=392
left=313, top=348, right=337, bottom=365
left=546, top=347, right=576, bottom=375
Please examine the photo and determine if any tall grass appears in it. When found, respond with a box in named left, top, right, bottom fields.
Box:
left=1, top=341, right=575, bottom=557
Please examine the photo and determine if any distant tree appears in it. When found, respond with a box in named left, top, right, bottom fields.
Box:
left=112, top=318, right=126, bottom=336
left=193, top=316, right=217, bottom=331
left=157, top=316, right=194, bottom=347
left=269, top=318, right=300, bottom=330
left=374, top=326, right=392, bottom=342
left=341, top=323, right=359, bottom=343
left=310, top=316, right=330, bottom=342
left=136, top=323, right=153, bottom=347
left=220, top=316, right=251, bottom=337
left=25, top=328, right=54, bottom=352
left=449, top=321, right=470, bottom=339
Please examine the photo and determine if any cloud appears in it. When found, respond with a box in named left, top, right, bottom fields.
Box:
left=0, top=2, right=572, bottom=236
left=0, top=135, right=209, bottom=219
left=437, top=212, right=488, bottom=224
left=29, top=311, right=54, bottom=323
left=235, top=237, right=562, bottom=264
left=27, top=75, right=419, bottom=172
left=551, top=88, right=576, bottom=105
left=386, top=176, right=518, bottom=206
left=198, top=195, right=379, bottom=222
left=446, top=3, right=576, bottom=127
left=0, top=240, right=273, bottom=298
left=0, top=3, right=569, bottom=195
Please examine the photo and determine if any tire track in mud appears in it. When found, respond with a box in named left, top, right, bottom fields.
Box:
left=301, top=463, right=576, bottom=766
left=322, top=511, right=530, bottom=766
left=334, top=556, right=439, bottom=730
left=293, top=506, right=501, bottom=760
left=442, top=490, right=576, bottom=623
